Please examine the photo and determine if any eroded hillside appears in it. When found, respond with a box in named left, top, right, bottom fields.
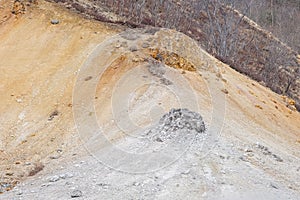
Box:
left=0, top=1, right=300, bottom=199
left=46, top=0, right=300, bottom=112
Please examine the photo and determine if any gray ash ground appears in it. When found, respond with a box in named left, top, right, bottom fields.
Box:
left=3, top=104, right=298, bottom=200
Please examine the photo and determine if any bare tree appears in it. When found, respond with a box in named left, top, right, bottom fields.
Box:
left=203, top=0, right=251, bottom=63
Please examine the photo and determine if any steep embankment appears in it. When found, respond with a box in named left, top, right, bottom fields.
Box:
left=0, top=1, right=299, bottom=199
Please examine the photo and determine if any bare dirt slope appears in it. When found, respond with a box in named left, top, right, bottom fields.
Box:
left=0, top=0, right=119, bottom=190
left=0, top=1, right=299, bottom=199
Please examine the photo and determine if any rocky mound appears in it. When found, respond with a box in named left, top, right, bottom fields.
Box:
left=158, top=108, right=206, bottom=134
left=146, top=108, right=206, bottom=143
left=120, top=108, right=207, bottom=155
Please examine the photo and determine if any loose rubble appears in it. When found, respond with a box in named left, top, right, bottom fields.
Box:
left=158, top=108, right=206, bottom=133
left=144, top=108, right=206, bottom=143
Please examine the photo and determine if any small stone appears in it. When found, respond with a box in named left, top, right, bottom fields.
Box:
left=114, top=42, right=121, bottom=48
left=16, top=191, right=23, bottom=195
left=71, top=190, right=82, bottom=198
left=48, top=175, right=60, bottom=182
left=97, top=183, right=109, bottom=189
left=247, top=153, right=254, bottom=157
left=48, top=110, right=59, bottom=121
left=5, top=172, right=14, bottom=176
left=132, top=57, right=139, bottom=62
left=56, top=149, right=63, bottom=153
left=133, top=182, right=140, bottom=186
left=181, top=169, right=190, bottom=175
left=66, top=172, right=74, bottom=178
left=59, top=174, right=67, bottom=179
left=41, top=183, right=49, bottom=187
left=65, top=182, right=73, bottom=185
left=221, top=88, right=229, bottom=94
left=274, top=156, right=283, bottom=162
left=49, top=155, right=60, bottom=159
left=51, top=19, right=59, bottom=25
left=244, top=148, right=253, bottom=153
left=129, top=46, right=138, bottom=52
left=239, top=156, right=248, bottom=162
left=270, top=183, right=279, bottom=189
left=84, top=76, right=92, bottom=81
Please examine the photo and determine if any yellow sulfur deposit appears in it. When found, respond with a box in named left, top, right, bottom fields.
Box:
left=149, top=48, right=196, bottom=71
